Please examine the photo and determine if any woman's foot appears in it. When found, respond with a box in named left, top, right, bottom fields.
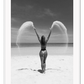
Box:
left=42, top=63, right=46, bottom=73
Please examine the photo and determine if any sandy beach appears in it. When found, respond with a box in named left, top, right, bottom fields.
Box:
left=11, top=47, right=73, bottom=84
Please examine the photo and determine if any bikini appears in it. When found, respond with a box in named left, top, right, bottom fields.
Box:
left=41, top=49, right=46, bottom=54
left=40, top=42, right=47, bottom=56
left=40, top=43, right=47, bottom=63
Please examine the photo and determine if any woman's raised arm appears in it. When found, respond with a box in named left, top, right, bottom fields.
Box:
left=34, top=28, right=40, bottom=42
left=46, top=28, right=52, bottom=43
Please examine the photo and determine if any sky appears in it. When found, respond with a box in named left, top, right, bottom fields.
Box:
left=11, top=0, right=73, bottom=43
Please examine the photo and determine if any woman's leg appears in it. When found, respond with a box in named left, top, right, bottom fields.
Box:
left=39, top=50, right=47, bottom=72
left=43, top=51, right=47, bottom=72
left=39, top=51, right=44, bottom=71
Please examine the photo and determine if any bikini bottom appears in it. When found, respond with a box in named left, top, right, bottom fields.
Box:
left=39, top=50, right=47, bottom=63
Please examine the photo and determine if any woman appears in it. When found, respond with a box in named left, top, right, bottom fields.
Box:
left=34, top=28, right=52, bottom=73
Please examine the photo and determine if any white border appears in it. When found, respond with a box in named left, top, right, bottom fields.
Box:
left=73, top=0, right=80, bottom=84
left=4, top=0, right=11, bottom=84
left=0, top=0, right=4, bottom=84
left=4, top=0, right=80, bottom=84
left=81, top=0, right=84, bottom=84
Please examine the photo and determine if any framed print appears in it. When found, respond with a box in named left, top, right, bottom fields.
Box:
left=4, top=0, right=80, bottom=84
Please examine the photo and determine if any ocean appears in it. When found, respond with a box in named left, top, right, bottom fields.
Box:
left=11, top=43, right=73, bottom=47
left=11, top=43, right=73, bottom=56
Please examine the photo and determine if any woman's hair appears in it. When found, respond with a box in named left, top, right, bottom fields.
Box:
left=41, top=35, right=46, bottom=45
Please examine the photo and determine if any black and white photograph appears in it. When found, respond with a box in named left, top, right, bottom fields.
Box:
left=11, top=0, right=73, bottom=84
left=2, top=0, right=82, bottom=84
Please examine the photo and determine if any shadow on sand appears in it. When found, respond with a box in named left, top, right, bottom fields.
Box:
left=38, top=69, right=44, bottom=73
left=17, top=68, right=60, bottom=73
left=17, top=68, right=44, bottom=73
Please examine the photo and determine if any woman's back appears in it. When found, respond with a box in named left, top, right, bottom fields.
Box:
left=40, top=35, right=47, bottom=50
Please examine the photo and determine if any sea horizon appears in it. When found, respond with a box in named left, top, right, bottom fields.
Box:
left=11, top=43, right=73, bottom=48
